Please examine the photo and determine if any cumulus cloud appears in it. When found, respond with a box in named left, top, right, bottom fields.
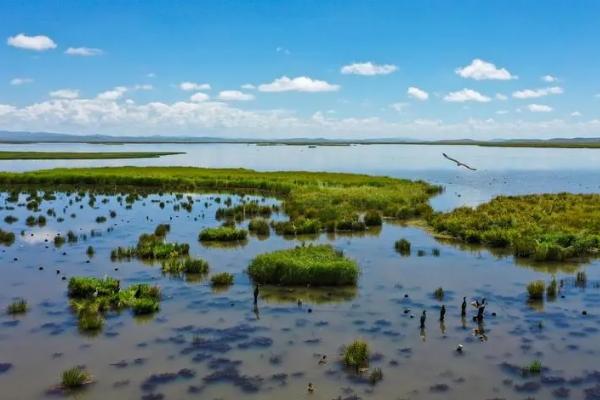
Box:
left=217, top=90, right=254, bottom=101
left=455, top=59, right=516, bottom=80
left=179, top=82, right=211, bottom=91
left=340, top=62, right=398, bottom=76
left=97, top=86, right=127, bottom=100
left=49, top=89, right=79, bottom=99
left=527, top=104, right=553, bottom=112
left=542, top=75, right=557, bottom=82
left=7, top=33, right=57, bottom=51
left=10, top=78, right=33, bottom=86
left=407, top=86, right=429, bottom=101
left=571, top=111, right=582, bottom=117
left=190, top=92, right=210, bottom=102
left=512, top=86, right=563, bottom=99
left=443, top=89, right=491, bottom=103
left=258, top=76, right=339, bottom=92
left=65, top=47, right=103, bottom=56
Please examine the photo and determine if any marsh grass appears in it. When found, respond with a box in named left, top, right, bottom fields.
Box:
left=433, top=287, right=444, bottom=300
left=248, top=218, right=270, bottom=236
left=154, top=223, right=170, bottom=237
left=527, top=280, right=545, bottom=300
left=369, top=368, right=383, bottom=385
left=210, top=272, right=234, bottom=287
left=394, top=239, right=411, bottom=255
left=0, top=229, right=15, bottom=246
left=525, top=360, right=542, bottom=375
left=111, top=233, right=189, bottom=260
left=363, top=210, right=383, bottom=227
left=248, top=244, right=359, bottom=286
left=546, top=278, right=558, bottom=298
left=431, top=193, right=600, bottom=262
left=6, top=298, right=27, bottom=315
left=61, top=367, right=92, bottom=389
left=0, top=167, right=439, bottom=231
left=343, top=339, right=369, bottom=370
left=199, top=226, right=247, bottom=242
left=162, top=257, right=209, bottom=275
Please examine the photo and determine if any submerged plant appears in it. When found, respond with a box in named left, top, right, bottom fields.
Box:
left=546, top=278, right=558, bottom=298
left=343, top=339, right=369, bottom=370
left=525, top=360, right=542, bottom=375
left=527, top=280, right=545, bottom=300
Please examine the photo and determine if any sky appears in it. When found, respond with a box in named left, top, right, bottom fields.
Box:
left=1, top=0, right=600, bottom=139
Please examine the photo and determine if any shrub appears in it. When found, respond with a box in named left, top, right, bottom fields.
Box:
left=248, top=244, right=359, bottom=286
left=394, top=239, right=411, bottom=255
left=527, top=280, right=545, bottom=300
left=199, top=227, right=247, bottom=242
left=61, top=367, right=91, bottom=388
left=343, top=339, right=369, bottom=370
left=363, top=210, right=383, bottom=227
left=210, top=272, right=234, bottom=287
left=7, top=298, right=27, bottom=315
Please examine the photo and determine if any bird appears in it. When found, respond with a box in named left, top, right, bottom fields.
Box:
left=420, top=310, right=427, bottom=328
left=442, top=153, right=477, bottom=171
left=307, top=382, right=314, bottom=393
left=318, top=355, right=327, bottom=365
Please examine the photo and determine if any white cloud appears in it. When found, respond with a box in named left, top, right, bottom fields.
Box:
left=390, top=102, right=409, bottom=112
left=7, top=33, right=56, bottom=51
left=97, top=86, right=127, bottom=100
left=276, top=46, right=291, bottom=55
left=179, top=82, right=211, bottom=91
left=133, top=84, right=153, bottom=91
left=241, top=84, right=256, bottom=90
left=496, top=110, right=509, bottom=115
left=443, top=89, right=491, bottom=103
left=65, top=47, right=103, bottom=56
left=512, top=86, right=563, bottom=99
left=542, top=75, right=557, bottom=82
left=495, top=93, right=508, bottom=101
left=50, top=89, right=79, bottom=99
left=190, top=92, right=210, bottom=102
left=258, top=76, right=339, bottom=92
left=527, top=104, right=553, bottom=112
left=340, top=62, right=398, bottom=76
left=571, top=111, right=582, bottom=117
left=407, top=86, right=429, bottom=101
left=455, top=59, right=516, bottom=80
left=10, top=78, right=33, bottom=86
left=217, top=90, right=254, bottom=101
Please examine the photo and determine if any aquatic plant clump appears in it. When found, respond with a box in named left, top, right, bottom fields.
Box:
left=111, top=233, right=189, bottom=260
left=6, top=298, right=28, bottom=315
left=0, top=229, right=15, bottom=246
left=199, top=226, right=248, bottom=242
left=162, top=257, right=209, bottom=275
left=61, top=367, right=92, bottom=389
left=248, top=218, right=270, bottom=235
left=210, top=272, right=234, bottom=287
left=526, top=280, right=545, bottom=300
left=248, top=244, right=359, bottom=286
left=343, top=339, right=370, bottom=370
left=394, top=239, right=411, bottom=255
left=0, top=166, right=440, bottom=230
left=430, top=193, right=600, bottom=261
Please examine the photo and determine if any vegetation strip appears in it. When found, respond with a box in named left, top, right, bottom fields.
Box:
left=0, top=151, right=183, bottom=160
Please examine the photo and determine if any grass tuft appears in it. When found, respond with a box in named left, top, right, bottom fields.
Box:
left=527, top=280, right=545, bottom=300
left=343, top=339, right=369, bottom=370
left=199, top=226, right=247, bottom=242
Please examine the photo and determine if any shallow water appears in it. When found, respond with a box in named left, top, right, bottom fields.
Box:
left=0, top=189, right=599, bottom=400
left=2, top=142, right=600, bottom=211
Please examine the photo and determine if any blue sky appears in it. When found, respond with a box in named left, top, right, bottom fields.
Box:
left=1, top=0, right=600, bottom=139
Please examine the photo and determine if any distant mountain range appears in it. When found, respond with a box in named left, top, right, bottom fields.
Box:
left=1, top=130, right=600, bottom=148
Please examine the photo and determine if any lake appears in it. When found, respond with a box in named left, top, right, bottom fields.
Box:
left=0, top=143, right=599, bottom=399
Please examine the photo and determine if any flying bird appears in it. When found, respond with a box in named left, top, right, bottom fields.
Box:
left=442, top=153, right=477, bottom=171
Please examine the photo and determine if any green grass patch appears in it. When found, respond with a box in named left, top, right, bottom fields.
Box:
left=0, top=151, right=182, bottom=160
left=61, top=367, right=92, bottom=389
left=6, top=298, right=27, bottom=315
left=343, top=339, right=370, bottom=370
left=248, top=244, right=359, bottom=286
left=0, top=229, right=15, bottom=246
left=527, top=280, right=545, bottom=300
left=162, top=257, right=209, bottom=275
left=430, top=193, right=600, bottom=261
left=394, top=239, right=411, bottom=255
left=210, top=272, right=234, bottom=287
left=111, top=233, right=189, bottom=260
left=0, top=166, right=439, bottom=231
left=199, top=226, right=247, bottom=242
left=248, top=218, right=270, bottom=235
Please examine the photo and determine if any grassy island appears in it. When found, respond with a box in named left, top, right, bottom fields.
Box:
left=0, top=166, right=440, bottom=232
left=248, top=244, right=359, bottom=286
left=0, top=151, right=183, bottom=160
left=430, top=193, right=600, bottom=261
